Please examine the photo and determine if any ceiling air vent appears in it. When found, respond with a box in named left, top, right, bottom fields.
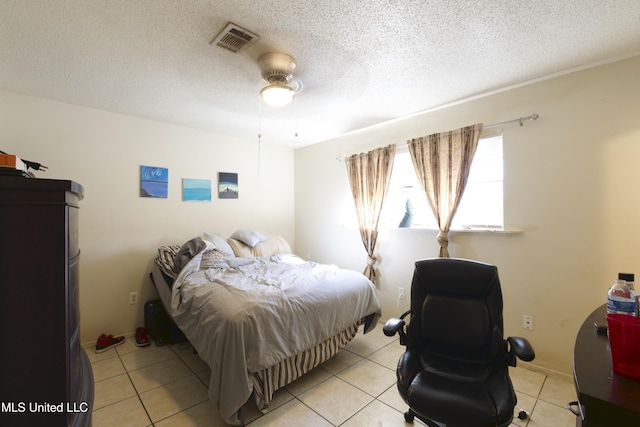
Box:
left=211, top=22, right=259, bottom=53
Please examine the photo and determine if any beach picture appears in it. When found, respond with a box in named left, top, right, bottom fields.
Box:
left=140, top=165, right=168, bottom=198
left=218, top=172, right=238, bottom=199
left=182, top=178, right=212, bottom=201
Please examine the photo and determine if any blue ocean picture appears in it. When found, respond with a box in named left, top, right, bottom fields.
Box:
left=218, top=172, right=238, bottom=199
left=183, top=179, right=211, bottom=201
left=140, top=166, right=168, bottom=198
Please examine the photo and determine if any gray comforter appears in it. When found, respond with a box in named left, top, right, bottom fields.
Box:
left=170, top=249, right=381, bottom=425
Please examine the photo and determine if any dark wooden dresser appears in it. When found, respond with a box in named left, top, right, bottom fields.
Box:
left=573, top=304, right=640, bottom=426
left=0, top=177, right=93, bottom=426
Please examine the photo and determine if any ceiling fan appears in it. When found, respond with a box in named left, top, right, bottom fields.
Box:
left=257, top=52, right=303, bottom=107
left=211, top=22, right=303, bottom=107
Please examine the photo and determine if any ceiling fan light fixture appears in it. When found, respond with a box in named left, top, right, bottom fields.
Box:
left=260, top=82, right=296, bottom=107
left=258, top=52, right=300, bottom=107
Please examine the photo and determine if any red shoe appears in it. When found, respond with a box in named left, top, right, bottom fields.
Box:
left=95, top=333, right=125, bottom=353
left=135, top=327, right=150, bottom=347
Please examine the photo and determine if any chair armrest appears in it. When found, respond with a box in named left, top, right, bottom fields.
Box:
left=383, top=317, right=405, bottom=337
left=383, top=310, right=411, bottom=345
left=506, top=336, right=535, bottom=366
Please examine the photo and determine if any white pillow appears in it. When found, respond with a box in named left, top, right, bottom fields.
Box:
left=227, top=235, right=291, bottom=258
left=227, top=238, right=253, bottom=258
left=202, top=232, right=236, bottom=257
left=251, top=235, right=291, bottom=257
left=230, top=229, right=266, bottom=247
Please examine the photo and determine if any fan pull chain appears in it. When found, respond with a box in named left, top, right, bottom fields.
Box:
left=257, top=132, right=262, bottom=171
left=257, top=95, right=263, bottom=171
left=293, top=96, right=299, bottom=139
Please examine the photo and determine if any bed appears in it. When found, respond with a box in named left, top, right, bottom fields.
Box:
left=150, top=230, right=381, bottom=425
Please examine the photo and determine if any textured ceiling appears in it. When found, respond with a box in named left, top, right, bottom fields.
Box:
left=1, top=1, right=639, bottom=147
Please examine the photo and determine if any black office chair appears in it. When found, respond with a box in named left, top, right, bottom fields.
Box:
left=383, top=258, right=535, bottom=427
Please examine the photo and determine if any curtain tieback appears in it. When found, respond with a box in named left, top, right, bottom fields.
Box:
left=436, top=230, right=449, bottom=247
left=367, top=254, right=377, bottom=267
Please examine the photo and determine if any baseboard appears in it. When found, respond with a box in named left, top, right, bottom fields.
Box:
left=518, top=362, right=573, bottom=382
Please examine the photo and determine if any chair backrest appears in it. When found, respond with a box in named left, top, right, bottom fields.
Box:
left=406, top=258, right=505, bottom=367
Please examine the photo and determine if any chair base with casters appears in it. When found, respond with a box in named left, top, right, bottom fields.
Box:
left=401, top=408, right=530, bottom=427
left=383, top=258, right=535, bottom=427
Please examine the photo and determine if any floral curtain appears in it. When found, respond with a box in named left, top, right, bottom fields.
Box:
left=408, top=123, right=483, bottom=257
left=345, top=144, right=396, bottom=280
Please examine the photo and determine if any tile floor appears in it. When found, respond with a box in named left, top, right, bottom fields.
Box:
left=87, top=325, right=578, bottom=426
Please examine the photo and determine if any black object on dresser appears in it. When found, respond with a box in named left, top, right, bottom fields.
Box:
left=0, top=177, right=93, bottom=426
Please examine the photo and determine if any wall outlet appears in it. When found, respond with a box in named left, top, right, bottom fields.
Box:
left=522, top=315, right=534, bottom=330
left=398, top=287, right=405, bottom=300
left=129, top=292, right=139, bottom=305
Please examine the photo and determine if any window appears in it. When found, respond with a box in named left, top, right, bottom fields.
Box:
left=381, top=134, right=504, bottom=230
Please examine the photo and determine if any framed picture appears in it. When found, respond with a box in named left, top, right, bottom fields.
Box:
left=182, top=179, right=212, bottom=201
left=218, top=172, right=238, bottom=199
left=140, top=165, right=168, bottom=198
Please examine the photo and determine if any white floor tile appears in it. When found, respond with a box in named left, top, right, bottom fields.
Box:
left=246, top=399, right=333, bottom=427
left=336, top=358, right=396, bottom=397
left=345, top=333, right=390, bottom=357
left=538, top=376, right=577, bottom=408
left=284, top=366, right=333, bottom=396
left=119, top=344, right=176, bottom=371
left=93, top=373, right=138, bottom=410
left=510, top=366, right=546, bottom=398
left=128, top=357, right=193, bottom=394
left=527, top=399, right=576, bottom=427
left=366, top=343, right=405, bottom=371
left=179, top=351, right=210, bottom=373
left=512, top=392, right=537, bottom=427
left=320, top=347, right=363, bottom=374
left=298, top=376, right=373, bottom=425
left=341, top=399, right=408, bottom=427
left=91, top=396, right=151, bottom=427
left=91, top=336, right=570, bottom=427
left=90, top=354, right=126, bottom=382
left=139, top=375, right=209, bottom=422
left=377, top=384, right=408, bottom=414
left=154, top=400, right=227, bottom=427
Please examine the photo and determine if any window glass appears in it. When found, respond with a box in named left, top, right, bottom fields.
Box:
left=381, top=134, right=503, bottom=230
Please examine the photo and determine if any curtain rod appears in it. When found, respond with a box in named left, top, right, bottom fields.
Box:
left=397, top=113, right=539, bottom=149
left=338, top=113, right=539, bottom=161
left=484, top=113, right=539, bottom=129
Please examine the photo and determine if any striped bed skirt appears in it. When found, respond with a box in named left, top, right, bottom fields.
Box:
left=249, top=320, right=363, bottom=411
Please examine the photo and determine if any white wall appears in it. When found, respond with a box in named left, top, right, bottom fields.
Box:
left=0, top=91, right=295, bottom=345
left=2, top=56, right=639, bottom=375
left=294, top=56, right=640, bottom=377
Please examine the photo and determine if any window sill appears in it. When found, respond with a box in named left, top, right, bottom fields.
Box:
left=451, top=227, right=523, bottom=235
left=385, top=226, right=524, bottom=235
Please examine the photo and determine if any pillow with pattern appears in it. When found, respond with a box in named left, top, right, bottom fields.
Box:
left=155, top=245, right=181, bottom=279
left=199, top=248, right=227, bottom=269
